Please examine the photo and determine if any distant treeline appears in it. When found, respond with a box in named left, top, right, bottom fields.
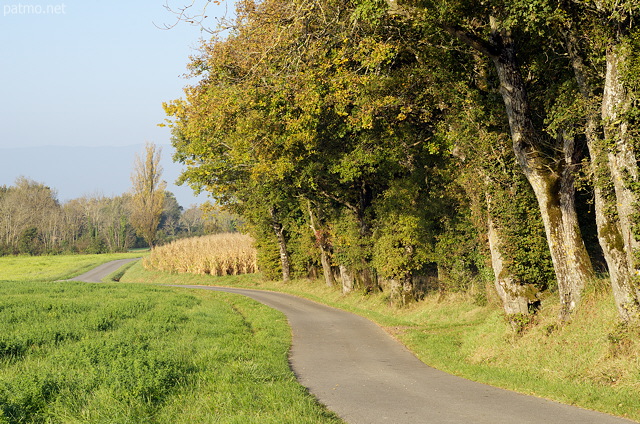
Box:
left=0, top=177, right=240, bottom=256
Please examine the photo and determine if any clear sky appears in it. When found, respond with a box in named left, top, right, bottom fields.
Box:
left=0, top=0, right=234, bottom=206
left=0, top=0, right=233, bottom=148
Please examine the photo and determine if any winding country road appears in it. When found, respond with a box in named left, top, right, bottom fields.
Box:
left=74, top=261, right=636, bottom=424
left=70, top=258, right=139, bottom=283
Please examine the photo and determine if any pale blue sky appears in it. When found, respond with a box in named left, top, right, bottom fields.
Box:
left=0, top=0, right=231, bottom=148
left=0, top=1, right=234, bottom=206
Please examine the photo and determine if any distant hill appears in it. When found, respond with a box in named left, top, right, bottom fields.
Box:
left=0, top=144, right=206, bottom=208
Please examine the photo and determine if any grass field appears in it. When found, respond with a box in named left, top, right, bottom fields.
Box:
left=5, top=252, right=639, bottom=422
left=0, top=256, right=342, bottom=424
left=121, top=262, right=640, bottom=422
left=0, top=253, right=143, bottom=283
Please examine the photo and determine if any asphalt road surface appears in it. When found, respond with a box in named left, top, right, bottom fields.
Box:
left=70, top=258, right=139, bottom=283
left=73, top=261, right=636, bottom=423
left=175, top=285, right=636, bottom=424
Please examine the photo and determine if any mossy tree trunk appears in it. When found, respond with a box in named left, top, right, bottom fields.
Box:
left=602, top=47, right=640, bottom=268
left=388, top=275, right=415, bottom=307
left=601, top=45, right=640, bottom=321
left=307, top=200, right=334, bottom=287
left=564, top=30, right=640, bottom=322
left=339, top=265, right=355, bottom=294
left=270, top=206, right=291, bottom=283
left=486, top=23, right=595, bottom=320
left=486, top=193, right=531, bottom=318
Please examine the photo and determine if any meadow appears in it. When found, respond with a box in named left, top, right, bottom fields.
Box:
left=0, top=252, right=143, bottom=283
left=4, top=245, right=639, bottom=422
left=0, top=256, right=342, bottom=424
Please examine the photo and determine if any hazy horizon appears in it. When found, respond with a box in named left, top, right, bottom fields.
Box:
left=0, top=144, right=207, bottom=208
left=1, top=1, right=234, bottom=207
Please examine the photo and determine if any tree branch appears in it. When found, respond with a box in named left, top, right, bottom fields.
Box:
left=382, top=0, right=498, bottom=59
left=318, top=190, right=358, bottom=214
left=154, top=0, right=231, bottom=35
left=441, top=24, right=498, bottom=59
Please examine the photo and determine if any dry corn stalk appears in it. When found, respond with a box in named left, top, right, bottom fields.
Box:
left=143, top=233, right=258, bottom=276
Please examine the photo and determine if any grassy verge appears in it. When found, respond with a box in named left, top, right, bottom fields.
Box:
left=0, top=280, right=343, bottom=424
left=121, top=262, right=640, bottom=422
left=102, top=259, right=141, bottom=283
left=0, top=253, right=144, bottom=283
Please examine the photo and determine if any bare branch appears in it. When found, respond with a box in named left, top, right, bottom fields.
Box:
left=154, top=0, right=232, bottom=35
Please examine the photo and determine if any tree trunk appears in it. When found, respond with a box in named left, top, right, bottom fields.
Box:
left=590, top=128, right=640, bottom=321
left=602, top=46, right=640, bottom=270
left=488, top=24, right=594, bottom=319
left=564, top=30, right=640, bottom=322
left=388, top=275, right=414, bottom=307
left=486, top=193, right=531, bottom=317
left=307, top=201, right=334, bottom=287
left=339, top=264, right=354, bottom=294
left=356, top=182, right=379, bottom=292
left=319, top=250, right=334, bottom=286
left=357, top=266, right=378, bottom=293
left=270, top=206, right=291, bottom=282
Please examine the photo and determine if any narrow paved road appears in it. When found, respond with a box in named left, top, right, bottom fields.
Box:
left=175, top=285, right=635, bottom=424
left=74, top=261, right=636, bottom=423
left=70, top=258, right=139, bottom=283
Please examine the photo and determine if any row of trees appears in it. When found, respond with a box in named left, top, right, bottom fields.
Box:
left=165, top=0, right=640, bottom=325
left=0, top=146, right=239, bottom=256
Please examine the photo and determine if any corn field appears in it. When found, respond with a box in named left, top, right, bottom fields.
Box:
left=143, top=233, right=258, bottom=276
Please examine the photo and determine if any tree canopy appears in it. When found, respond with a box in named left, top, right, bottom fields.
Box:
left=166, top=0, right=640, bottom=324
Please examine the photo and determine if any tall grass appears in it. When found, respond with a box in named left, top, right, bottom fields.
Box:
left=144, top=233, right=258, bottom=276
left=0, top=281, right=342, bottom=424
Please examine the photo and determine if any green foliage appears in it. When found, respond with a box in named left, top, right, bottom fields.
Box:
left=434, top=213, right=488, bottom=292
left=164, top=0, right=455, bottom=293
left=489, top=175, right=556, bottom=292
left=287, top=219, right=321, bottom=280
left=372, top=178, right=434, bottom=281
left=250, top=226, right=283, bottom=282
left=18, top=228, right=41, bottom=256
left=331, top=211, right=367, bottom=271
left=506, top=312, right=535, bottom=333
left=160, top=0, right=640, bottom=321
left=351, top=0, right=387, bottom=23
left=619, top=32, right=640, bottom=96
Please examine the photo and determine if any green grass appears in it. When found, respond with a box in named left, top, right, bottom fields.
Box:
left=118, top=262, right=263, bottom=287
left=102, top=259, right=141, bottom=283
left=0, top=253, right=143, bottom=283
left=396, top=291, right=640, bottom=421
left=121, top=262, right=640, bottom=422
left=0, top=259, right=343, bottom=424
